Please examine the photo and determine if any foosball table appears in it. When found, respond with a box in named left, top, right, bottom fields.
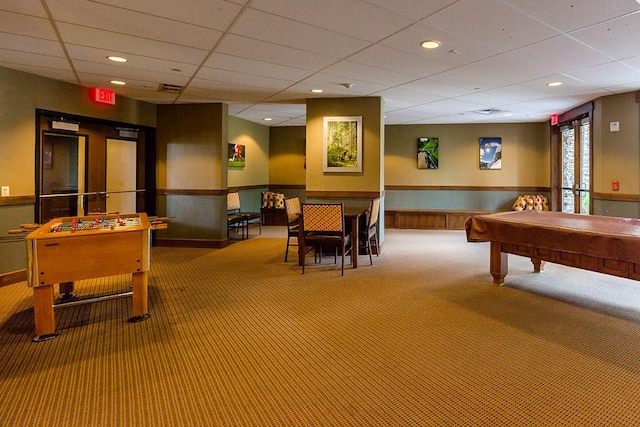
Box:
left=24, top=213, right=165, bottom=341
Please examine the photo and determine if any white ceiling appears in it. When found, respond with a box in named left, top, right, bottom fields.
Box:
left=2, top=0, right=640, bottom=126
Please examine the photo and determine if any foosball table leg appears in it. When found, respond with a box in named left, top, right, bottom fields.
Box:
left=32, top=285, right=59, bottom=342
left=128, top=271, right=150, bottom=323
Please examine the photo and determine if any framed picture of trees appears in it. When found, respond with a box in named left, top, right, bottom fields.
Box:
left=322, top=116, right=362, bottom=172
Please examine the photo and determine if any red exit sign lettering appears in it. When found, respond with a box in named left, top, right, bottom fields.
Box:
left=90, top=87, right=116, bottom=105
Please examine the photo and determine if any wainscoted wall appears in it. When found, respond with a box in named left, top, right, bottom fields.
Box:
left=384, top=186, right=550, bottom=229
left=0, top=201, right=33, bottom=282
left=593, top=194, right=640, bottom=219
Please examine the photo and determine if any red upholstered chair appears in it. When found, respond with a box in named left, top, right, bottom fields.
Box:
left=300, top=203, right=352, bottom=275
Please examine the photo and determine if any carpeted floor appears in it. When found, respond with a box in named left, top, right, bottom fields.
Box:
left=1, top=227, right=640, bottom=426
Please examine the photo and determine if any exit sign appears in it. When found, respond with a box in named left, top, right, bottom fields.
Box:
left=90, top=87, right=116, bottom=105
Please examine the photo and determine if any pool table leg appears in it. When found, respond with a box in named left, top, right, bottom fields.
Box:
left=129, top=271, right=150, bottom=323
left=32, top=285, right=58, bottom=342
left=490, top=241, right=508, bottom=285
left=531, top=258, right=545, bottom=272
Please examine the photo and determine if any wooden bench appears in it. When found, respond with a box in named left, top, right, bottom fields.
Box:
left=384, top=209, right=497, bottom=230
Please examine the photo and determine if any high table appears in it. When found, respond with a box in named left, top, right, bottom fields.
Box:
left=298, top=205, right=368, bottom=269
left=25, top=213, right=152, bottom=341
left=466, top=210, right=640, bottom=285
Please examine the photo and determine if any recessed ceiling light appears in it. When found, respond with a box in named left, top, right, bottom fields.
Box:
left=311, top=89, right=323, bottom=93
left=264, top=118, right=272, bottom=121
left=547, top=81, right=563, bottom=87
left=110, top=80, right=126, bottom=85
left=420, top=40, right=441, bottom=49
left=107, top=56, right=128, bottom=63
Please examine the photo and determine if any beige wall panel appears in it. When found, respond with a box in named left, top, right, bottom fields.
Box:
left=385, top=123, right=550, bottom=187
left=157, top=103, right=227, bottom=190
left=269, top=126, right=306, bottom=186
left=306, top=97, right=383, bottom=193
left=0, top=66, right=155, bottom=196
left=593, top=92, right=640, bottom=194
left=228, top=116, right=269, bottom=188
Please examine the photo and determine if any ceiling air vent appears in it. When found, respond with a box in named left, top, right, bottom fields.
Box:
left=474, top=108, right=503, bottom=115
left=158, top=83, right=182, bottom=93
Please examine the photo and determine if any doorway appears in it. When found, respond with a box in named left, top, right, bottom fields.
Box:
left=106, top=138, right=137, bottom=214
left=560, top=117, right=591, bottom=214
left=39, top=133, right=86, bottom=222
left=36, top=110, right=156, bottom=224
left=551, top=102, right=593, bottom=214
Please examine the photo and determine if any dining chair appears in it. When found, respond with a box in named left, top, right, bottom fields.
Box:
left=300, top=203, right=352, bottom=275
left=227, top=192, right=246, bottom=239
left=360, top=198, right=381, bottom=265
left=284, top=197, right=301, bottom=261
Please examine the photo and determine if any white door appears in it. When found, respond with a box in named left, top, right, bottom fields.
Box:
left=106, top=138, right=137, bottom=213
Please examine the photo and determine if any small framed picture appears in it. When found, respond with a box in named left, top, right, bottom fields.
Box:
left=480, top=137, right=502, bottom=170
left=417, top=137, right=438, bottom=169
left=228, top=143, right=245, bottom=168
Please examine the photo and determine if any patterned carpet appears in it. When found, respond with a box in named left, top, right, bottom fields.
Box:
left=1, top=228, right=640, bottom=426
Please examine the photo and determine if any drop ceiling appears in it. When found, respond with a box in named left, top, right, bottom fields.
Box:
left=2, top=0, right=640, bottom=126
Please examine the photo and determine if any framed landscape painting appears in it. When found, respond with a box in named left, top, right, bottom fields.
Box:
left=322, top=116, right=362, bottom=172
left=417, top=137, right=438, bottom=169
left=479, top=137, right=502, bottom=170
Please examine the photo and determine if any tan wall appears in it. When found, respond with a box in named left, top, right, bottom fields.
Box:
left=593, top=92, right=640, bottom=195
left=0, top=66, right=155, bottom=196
left=306, top=97, right=384, bottom=194
left=157, top=103, right=227, bottom=190
left=269, top=126, right=306, bottom=186
left=228, top=116, right=269, bottom=188
left=385, top=122, right=550, bottom=187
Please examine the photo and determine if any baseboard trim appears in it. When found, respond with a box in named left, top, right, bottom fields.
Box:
left=154, top=238, right=229, bottom=249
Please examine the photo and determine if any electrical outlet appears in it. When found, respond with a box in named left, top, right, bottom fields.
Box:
left=1, top=186, right=9, bottom=197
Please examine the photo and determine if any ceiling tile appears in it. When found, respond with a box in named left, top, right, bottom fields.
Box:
left=348, top=44, right=452, bottom=78
left=48, top=0, right=223, bottom=49
left=216, top=34, right=338, bottom=70
left=422, top=0, right=561, bottom=52
left=230, top=8, right=370, bottom=58
left=204, top=53, right=312, bottom=82
left=250, top=0, right=415, bottom=42
left=570, top=13, right=640, bottom=60
left=504, top=0, right=640, bottom=33
left=57, top=23, right=210, bottom=64
left=87, top=0, right=245, bottom=31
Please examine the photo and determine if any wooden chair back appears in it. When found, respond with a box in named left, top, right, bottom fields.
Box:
left=227, top=192, right=241, bottom=213
left=285, top=197, right=301, bottom=224
left=302, top=203, right=344, bottom=233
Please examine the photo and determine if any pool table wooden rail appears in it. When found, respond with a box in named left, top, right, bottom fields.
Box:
left=466, top=210, right=640, bottom=285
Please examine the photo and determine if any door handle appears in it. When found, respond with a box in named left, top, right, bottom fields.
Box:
left=574, top=184, right=588, bottom=195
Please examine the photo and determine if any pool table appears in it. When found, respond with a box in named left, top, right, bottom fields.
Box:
left=466, top=210, right=640, bottom=285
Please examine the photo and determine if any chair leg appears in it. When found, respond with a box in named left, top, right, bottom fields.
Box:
left=367, top=237, right=373, bottom=265
left=373, top=234, right=379, bottom=256
left=285, top=235, right=290, bottom=261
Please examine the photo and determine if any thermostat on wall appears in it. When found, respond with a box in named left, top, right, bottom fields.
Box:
left=610, top=121, right=620, bottom=132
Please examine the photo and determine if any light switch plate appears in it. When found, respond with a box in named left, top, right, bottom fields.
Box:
left=610, top=121, right=620, bottom=132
